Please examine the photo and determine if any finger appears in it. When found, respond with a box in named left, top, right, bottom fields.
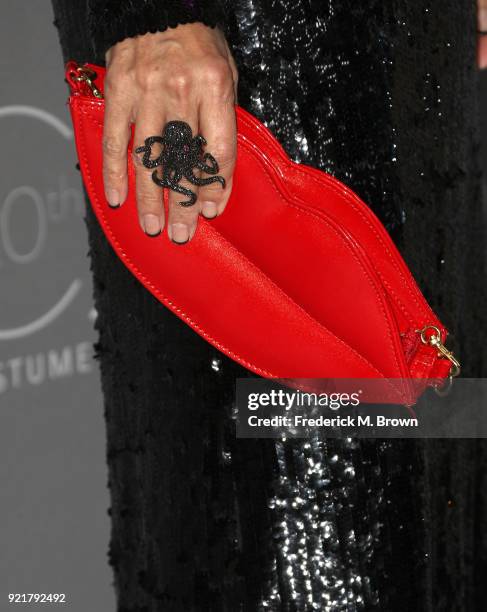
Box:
left=227, top=51, right=239, bottom=101
left=102, top=83, right=132, bottom=208
left=133, top=104, right=166, bottom=236
left=479, top=36, right=487, bottom=69
left=197, top=96, right=237, bottom=219
left=166, top=114, right=201, bottom=244
left=479, top=4, right=487, bottom=69
left=480, top=1, right=487, bottom=20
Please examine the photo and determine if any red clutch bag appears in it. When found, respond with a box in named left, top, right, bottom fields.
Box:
left=65, top=61, right=460, bottom=406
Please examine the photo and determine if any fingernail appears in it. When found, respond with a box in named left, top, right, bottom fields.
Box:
left=480, top=9, right=487, bottom=31
left=170, top=223, right=190, bottom=244
left=143, top=214, right=161, bottom=236
left=201, top=201, right=218, bottom=219
left=106, top=189, right=120, bottom=208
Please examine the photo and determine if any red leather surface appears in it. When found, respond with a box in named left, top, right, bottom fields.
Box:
left=66, top=62, right=452, bottom=405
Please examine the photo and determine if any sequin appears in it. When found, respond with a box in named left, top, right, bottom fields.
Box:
left=211, top=357, right=222, bottom=372
left=228, top=0, right=404, bottom=232
left=52, top=1, right=486, bottom=610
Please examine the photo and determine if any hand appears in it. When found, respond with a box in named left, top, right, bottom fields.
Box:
left=102, top=24, right=238, bottom=243
left=479, top=0, right=487, bottom=68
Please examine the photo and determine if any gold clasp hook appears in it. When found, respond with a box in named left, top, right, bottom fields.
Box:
left=416, top=325, right=461, bottom=396
left=71, top=65, right=103, bottom=99
left=417, top=325, right=461, bottom=378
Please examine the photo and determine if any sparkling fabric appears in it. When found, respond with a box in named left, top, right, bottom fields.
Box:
left=51, top=1, right=487, bottom=610
left=228, top=1, right=401, bottom=230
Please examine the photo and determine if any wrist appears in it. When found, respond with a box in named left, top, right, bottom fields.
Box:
left=89, top=0, right=227, bottom=60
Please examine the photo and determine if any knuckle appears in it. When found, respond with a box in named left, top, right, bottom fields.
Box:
left=136, top=64, right=164, bottom=90
left=136, top=189, right=161, bottom=211
left=169, top=206, right=197, bottom=224
left=210, top=146, right=236, bottom=168
left=166, top=70, right=191, bottom=95
left=103, top=167, right=125, bottom=184
left=203, top=59, right=232, bottom=90
left=200, top=185, right=225, bottom=201
left=103, top=136, right=126, bottom=158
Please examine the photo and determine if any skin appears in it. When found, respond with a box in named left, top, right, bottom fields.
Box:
left=479, top=0, right=487, bottom=68
left=103, top=13, right=486, bottom=245
left=103, top=23, right=238, bottom=244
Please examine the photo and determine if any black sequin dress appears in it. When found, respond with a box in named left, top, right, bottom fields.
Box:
left=51, top=1, right=487, bottom=610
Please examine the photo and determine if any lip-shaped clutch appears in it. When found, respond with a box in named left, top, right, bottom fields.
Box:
left=65, top=61, right=460, bottom=406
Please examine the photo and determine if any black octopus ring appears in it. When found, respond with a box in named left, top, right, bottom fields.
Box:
left=134, top=121, right=226, bottom=207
